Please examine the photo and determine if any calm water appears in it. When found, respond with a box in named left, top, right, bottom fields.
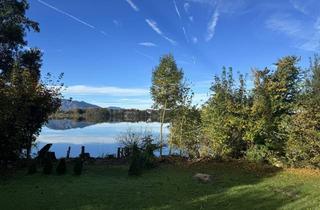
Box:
left=35, top=119, right=169, bottom=158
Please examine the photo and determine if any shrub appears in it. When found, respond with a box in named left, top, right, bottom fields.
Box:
left=73, top=158, right=83, bottom=175
left=128, top=143, right=143, bottom=176
left=27, top=159, right=37, bottom=175
left=246, top=145, right=269, bottom=164
left=43, top=156, right=53, bottom=175
left=56, top=158, right=67, bottom=175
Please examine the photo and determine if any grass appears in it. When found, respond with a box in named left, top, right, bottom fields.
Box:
left=0, top=160, right=320, bottom=210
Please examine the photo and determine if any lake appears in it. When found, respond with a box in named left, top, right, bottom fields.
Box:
left=35, top=119, right=169, bottom=158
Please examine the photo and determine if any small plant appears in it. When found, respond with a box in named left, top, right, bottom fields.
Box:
left=128, top=143, right=143, bottom=176
left=43, top=156, right=53, bottom=175
left=73, top=158, right=83, bottom=175
left=27, top=159, right=37, bottom=175
left=56, top=158, right=67, bottom=175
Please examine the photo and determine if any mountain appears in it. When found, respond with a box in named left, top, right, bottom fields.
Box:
left=60, top=99, right=101, bottom=111
left=46, top=119, right=95, bottom=130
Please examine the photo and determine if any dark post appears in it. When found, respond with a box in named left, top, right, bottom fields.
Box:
left=117, top=148, right=121, bottom=159
left=66, top=146, right=71, bottom=159
left=81, top=146, right=85, bottom=157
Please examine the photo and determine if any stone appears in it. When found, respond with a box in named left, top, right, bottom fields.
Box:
left=193, top=173, right=212, bottom=183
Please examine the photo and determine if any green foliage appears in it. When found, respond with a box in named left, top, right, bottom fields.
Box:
left=201, top=67, right=249, bottom=158
left=150, top=54, right=185, bottom=156
left=73, top=158, right=83, bottom=175
left=56, top=158, right=67, bottom=175
left=285, top=55, right=320, bottom=167
left=128, top=143, right=143, bottom=176
left=0, top=0, right=62, bottom=165
left=246, top=145, right=269, bottom=164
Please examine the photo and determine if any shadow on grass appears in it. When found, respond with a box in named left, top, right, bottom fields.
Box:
left=0, top=160, right=307, bottom=210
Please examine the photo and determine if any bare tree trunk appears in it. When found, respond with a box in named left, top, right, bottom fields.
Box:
left=159, top=101, right=167, bottom=157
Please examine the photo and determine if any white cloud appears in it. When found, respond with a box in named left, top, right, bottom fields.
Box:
left=145, top=19, right=162, bottom=34
left=173, top=0, right=181, bottom=19
left=182, top=27, right=189, bottom=42
left=138, top=42, right=157, bottom=47
left=38, top=0, right=95, bottom=29
left=206, top=9, right=219, bottom=41
left=135, top=50, right=155, bottom=61
left=64, top=85, right=149, bottom=96
left=266, top=14, right=320, bottom=51
left=189, top=16, right=194, bottom=22
left=184, top=3, right=190, bottom=13
left=113, top=20, right=121, bottom=27
left=192, top=36, right=198, bottom=44
left=126, top=0, right=139, bottom=12
left=38, top=0, right=108, bottom=37
left=145, top=19, right=177, bottom=45
left=266, top=14, right=303, bottom=37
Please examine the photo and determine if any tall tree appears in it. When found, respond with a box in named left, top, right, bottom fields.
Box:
left=285, top=55, right=320, bottom=167
left=202, top=67, right=249, bottom=158
left=150, top=54, right=184, bottom=156
left=0, top=0, right=40, bottom=78
left=0, top=0, right=62, bottom=167
left=246, top=56, right=301, bottom=163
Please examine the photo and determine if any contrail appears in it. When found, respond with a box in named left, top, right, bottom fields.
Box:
left=38, top=0, right=95, bottom=29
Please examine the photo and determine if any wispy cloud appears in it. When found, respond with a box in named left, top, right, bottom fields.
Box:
left=184, top=3, right=190, bottom=13
left=192, top=37, right=198, bottom=44
left=145, top=19, right=177, bottom=45
left=189, top=16, right=194, bottom=22
left=37, top=0, right=107, bottom=36
left=266, top=13, right=320, bottom=51
left=113, top=20, right=121, bottom=27
left=266, top=14, right=303, bottom=37
left=206, top=9, right=219, bottom=41
left=38, top=0, right=95, bottom=29
left=135, top=50, right=155, bottom=61
left=138, top=42, right=157, bottom=47
left=64, top=85, right=149, bottom=96
left=182, top=27, right=189, bottom=42
left=126, top=0, right=139, bottom=12
left=173, top=0, right=181, bottom=19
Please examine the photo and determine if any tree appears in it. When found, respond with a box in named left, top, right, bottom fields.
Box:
left=246, top=56, right=301, bottom=158
left=202, top=67, right=249, bottom=158
left=168, top=81, right=203, bottom=158
left=285, top=55, right=320, bottom=167
left=150, top=54, right=184, bottom=156
left=0, top=0, right=40, bottom=78
left=0, top=0, right=62, bottom=167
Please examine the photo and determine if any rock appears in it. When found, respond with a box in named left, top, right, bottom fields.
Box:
left=193, top=173, right=212, bottom=183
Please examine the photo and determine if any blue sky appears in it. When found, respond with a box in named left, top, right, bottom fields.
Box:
left=26, top=0, right=320, bottom=109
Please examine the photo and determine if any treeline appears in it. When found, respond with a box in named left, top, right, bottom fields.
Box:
left=152, top=55, right=320, bottom=168
left=50, top=108, right=162, bottom=123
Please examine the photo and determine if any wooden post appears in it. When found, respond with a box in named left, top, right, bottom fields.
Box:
left=66, top=146, right=71, bottom=159
left=81, top=146, right=85, bottom=159
left=117, top=148, right=121, bottom=159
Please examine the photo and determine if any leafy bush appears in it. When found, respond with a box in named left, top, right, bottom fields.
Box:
left=246, top=145, right=269, bottom=164
left=128, top=143, right=144, bottom=176
left=73, top=158, right=83, bottom=175
left=56, top=158, right=67, bottom=175
left=43, top=156, right=53, bottom=175
left=27, top=159, right=37, bottom=175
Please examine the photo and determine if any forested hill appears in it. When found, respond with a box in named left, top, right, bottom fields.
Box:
left=60, top=99, right=101, bottom=111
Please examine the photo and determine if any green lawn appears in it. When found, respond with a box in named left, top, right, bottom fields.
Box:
left=1, top=161, right=320, bottom=210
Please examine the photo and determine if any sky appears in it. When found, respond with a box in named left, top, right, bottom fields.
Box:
left=26, top=0, right=320, bottom=109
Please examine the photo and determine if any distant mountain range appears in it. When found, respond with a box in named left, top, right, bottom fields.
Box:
left=60, top=99, right=121, bottom=111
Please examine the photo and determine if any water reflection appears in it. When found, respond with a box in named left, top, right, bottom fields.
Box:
left=35, top=119, right=169, bottom=158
